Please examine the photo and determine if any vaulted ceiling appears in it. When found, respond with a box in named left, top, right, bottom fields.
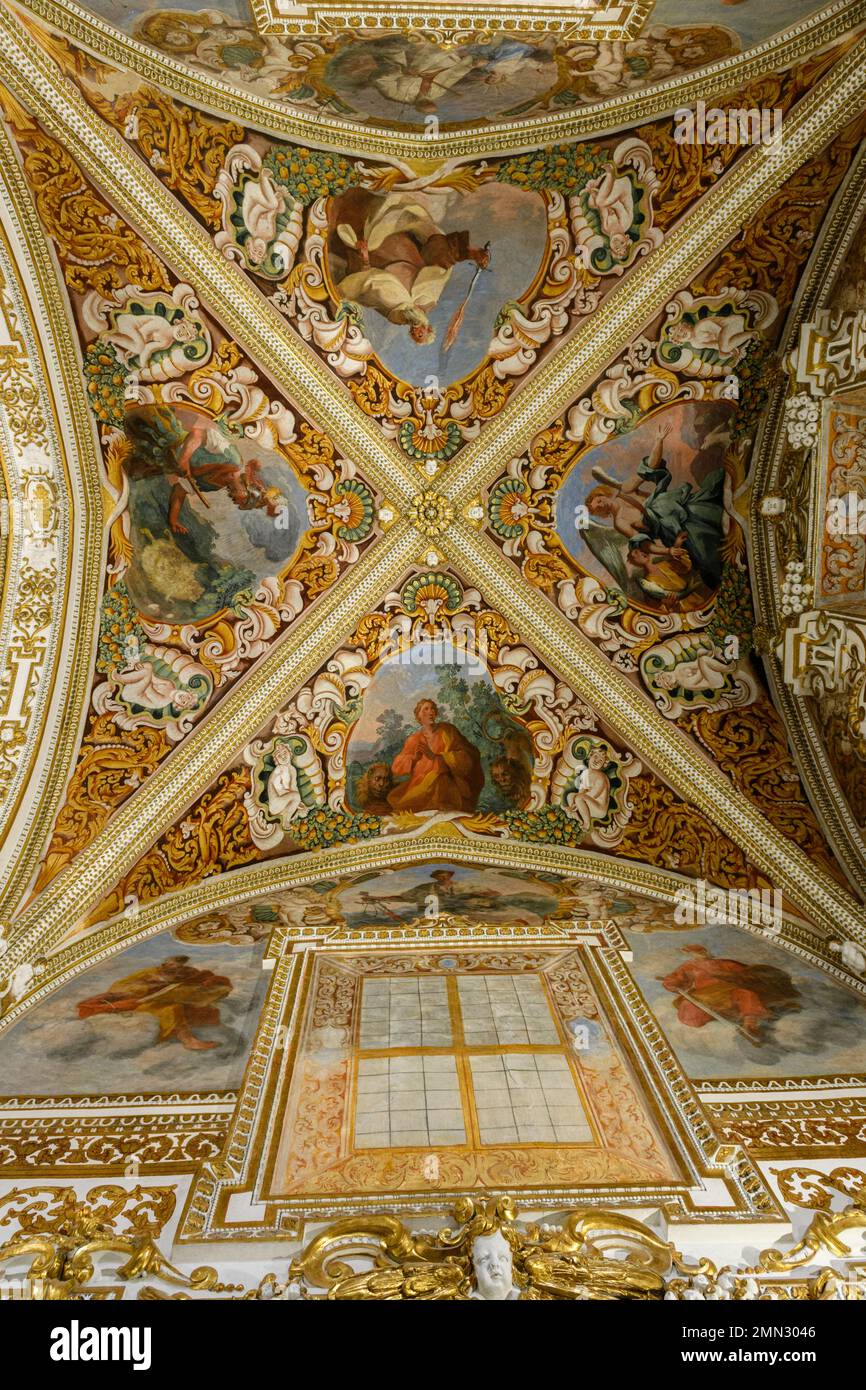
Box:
left=1, top=0, right=866, bottom=1284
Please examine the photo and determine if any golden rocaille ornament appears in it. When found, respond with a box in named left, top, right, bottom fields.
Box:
left=407, top=490, right=455, bottom=539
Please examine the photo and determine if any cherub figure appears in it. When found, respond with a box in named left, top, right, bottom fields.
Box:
left=266, top=742, right=303, bottom=823
left=565, top=748, right=611, bottom=829
left=585, top=164, right=636, bottom=261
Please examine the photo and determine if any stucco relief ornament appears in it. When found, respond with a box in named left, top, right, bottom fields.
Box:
left=779, top=561, right=813, bottom=620
left=551, top=736, right=641, bottom=846
left=640, top=633, right=758, bottom=718
left=469, top=1229, right=522, bottom=1300
left=285, top=1198, right=674, bottom=1300
left=0, top=957, right=45, bottom=1014
left=783, top=391, right=821, bottom=450
left=81, top=284, right=211, bottom=384
left=215, top=144, right=304, bottom=278
left=829, top=940, right=866, bottom=976
left=658, top=289, right=778, bottom=379
left=570, top=138, right=662, bottom=276
left=93, top=641, right=213, bottom=742
left=407, top=490, right=454, bottom=539
left=243, top=733, right=327, bottom=849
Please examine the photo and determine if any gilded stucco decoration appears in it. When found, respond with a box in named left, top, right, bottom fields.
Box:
left=84, top=565, right=804, bottom=929
left=752, top=142, right=866, bottom=894
left=0, top=100, right=384, bottom=892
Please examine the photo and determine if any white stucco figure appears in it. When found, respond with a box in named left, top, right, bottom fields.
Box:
left=0, top=959, right=45, bottom=1004
left=830, top=940, right=866, bottom=975
left=585, top=165, right=635, bottom=260
left=242, top=170, right=285, bottom=265
left=267, top=742, right=303, bottom=823
left=469, top=1231, right=520, bottom=1301
left=653, top=648, right=731, bottom=693
left=107, top=308, right=196, bottom=372
left=667, top=310, right=752, bottom=357
left=565, top=748, right=611, bottom=829
left=111, top=660, right=198, bottom=711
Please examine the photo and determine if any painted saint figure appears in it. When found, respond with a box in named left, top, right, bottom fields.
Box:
left=586, top=424, right=725, bottom=598
left=327, top=189, right=490, bottom=344
left=659, top=944, right=801, bottom=1042
left=77, top=953, right=233, bottom=1051
left=125, top=408, right=286, bottom=537
left=387, top=698, right=484, bottom=814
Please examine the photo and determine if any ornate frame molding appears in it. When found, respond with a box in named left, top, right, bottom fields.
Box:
left=176, top=917, right=781, bottom=1239
left=748, top=145, right=866, bottom=896
left=0, top=121, right=104, bottom=917
left=252, top=0, right=651, bottom=38
left=12, top=0, right=866, bottom=158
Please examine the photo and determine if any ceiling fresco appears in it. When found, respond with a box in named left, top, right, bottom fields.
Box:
left=76, top=561, right=835, bottom=935
left=2, top=867, right=863, bottom=1104
left=20, top=23, right=853, bottom=470
left=0, top=15, right=858, bottom=927
left=0, top=96, right=388, bottom=893
left=0, top=924, right=269, bottom=1095
left=1, top=0, right=866, bottom=1308
left=55, top=0, right=837, bottom=128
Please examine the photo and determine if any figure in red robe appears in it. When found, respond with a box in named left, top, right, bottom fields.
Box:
left=387, top=698, right=484, bottom=814
left=659, top=943, right=800, bottom=1041
left=77, top=954, right=233, bottom=1051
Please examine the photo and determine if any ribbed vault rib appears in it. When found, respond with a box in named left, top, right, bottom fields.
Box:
left=441, top=36, right=866, bottom=505
left=444, top=523, right=866, bottom=943
left=748, top=145, right=866, bottom=899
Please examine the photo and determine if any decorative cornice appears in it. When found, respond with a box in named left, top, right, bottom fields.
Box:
left=4, top=831, right=860, bottom=1046
left=11, top=0, right=866, bottom=159
left=748, top=145, right=866, bottom=897
left=2, top=0, right=866, bottom=989
left=252, top=0, right=651, bottom=38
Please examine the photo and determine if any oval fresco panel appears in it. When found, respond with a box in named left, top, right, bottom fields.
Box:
left=555, top=398, right=735, bottom=611
left=324, top=183, right=548, bottom=388
left=122, top=403, right=308, bottom=623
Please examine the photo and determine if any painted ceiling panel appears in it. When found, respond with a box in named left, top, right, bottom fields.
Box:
left=477, top=115, right=866, bottom=893
left=73, top=560, right=838, bottom=939
left=1, top=0, right=866, bottom=1301
left=0, top=101, right=387, bottom=901
left=3, top=865, right=862, bottom=1112
left=0, top=925, right=269, bottom=1095
left=52, top=0, right=839, bottom=127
